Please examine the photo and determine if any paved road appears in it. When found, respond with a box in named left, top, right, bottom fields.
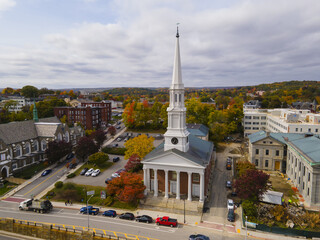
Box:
left=0, top=200, right=249, bottom=240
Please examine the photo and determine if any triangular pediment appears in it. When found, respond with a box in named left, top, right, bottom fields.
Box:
left=143, top=151, right=204, bottom=168
left=255, top=136, right=283, bottom=146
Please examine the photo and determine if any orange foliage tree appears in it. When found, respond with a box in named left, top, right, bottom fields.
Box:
left=107, top=172, right=145, bottom=203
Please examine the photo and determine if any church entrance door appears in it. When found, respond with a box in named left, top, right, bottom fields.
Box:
left=170, top=181, right=176, bottom=194
left=192, top=184, right=200, bottom=197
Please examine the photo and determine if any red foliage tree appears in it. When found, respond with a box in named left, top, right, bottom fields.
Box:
left=107, top=172, right=145, bottom=203
left=108, top=126, right=116, bottom=136
left=234, top=169, right=270, bottom=201
left=124, top=154, right=142, bottom=172
left=92, top=129, right=106, bottom=148
left=75, top=136, right=99, bottom=162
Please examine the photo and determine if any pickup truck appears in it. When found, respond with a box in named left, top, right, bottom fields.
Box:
left=80, top=206, right=99, bottom=215
left=155, top=216, right=178, bottom=227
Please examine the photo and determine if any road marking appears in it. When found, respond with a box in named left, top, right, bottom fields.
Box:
left=23, top=167, right=65, bottom=197
left=198, top=225, right=223, bottom=232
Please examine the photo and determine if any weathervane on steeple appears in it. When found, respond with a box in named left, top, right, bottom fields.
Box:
left=176, top=23, right=180, bottom=38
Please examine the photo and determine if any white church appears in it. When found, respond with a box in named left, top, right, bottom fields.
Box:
left=142, top=29, right=215, bottom=203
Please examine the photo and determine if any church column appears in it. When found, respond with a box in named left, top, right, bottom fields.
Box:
left=176, top=171, right=180, bottom=200
left=199, top=172, right=204, bottom=202
left=187, top=172, right=192, bottom=201
left=165, top=170, right=169, bottom=198
left=143, top=167, right=148, bottom=195
left=154, top=169, right=158, bottom=197
left=147, top=168, right=150, bottom=191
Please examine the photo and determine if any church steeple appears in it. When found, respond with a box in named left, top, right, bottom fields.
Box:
left=164, top=26, right=190, bottom=152
left=33, top=100, right=39, bottom=122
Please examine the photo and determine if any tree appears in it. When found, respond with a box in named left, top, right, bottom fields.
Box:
left=88, top=152, right=109, bottom=166
left=236, top=161, right=256, bottom=178
left=124, top=134, right=154, bottom=160
left=234, top=169, right=270, bottom=202
left=45, top=140, right=72, bottom=163
left=108, top=126, right=116, bottom=136
left=21, top=85, right=39, bottom=98
left=75, top=136, right=99, bottom=162
left=124, top=154, right=142, bottom=172
left=92, top=129, right=106, bottom=148
left=107, top=172, right=146, bottom=203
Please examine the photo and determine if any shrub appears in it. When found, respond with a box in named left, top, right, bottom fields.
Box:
left=88, top=152, right=109, bottom=167
left=67, top=173, right=76, bottom=178
left=55, top=181, right=63, bottom=189
left=105, top=196, right=113, bottom=206
left=271, top=205, right=287, bottom=222
left=242, top=200, right=258, bottom=219
left=63, top=182, right=77, bottom=190
left=102, top=147, right=126, bottom=155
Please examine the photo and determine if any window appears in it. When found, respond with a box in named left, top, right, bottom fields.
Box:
left=316, top=129, right=319, bottom=133
left=276, top=150, right=279, bottom=156
left=266, top=149, right=269, bottom=155
left=1, top=154, right=5, bottom=161
left=255, top=149, right=259, bottom=154
left=174, top=94, right=177, bottom=102
left=265, top=160, right=269, bottom=167
left=308, top=173, right=310, bottom=181
left=299, top=162, right=301, bottom=171
left=270, top=141, right=273, bottom=144
left=303, top=166, right=305, bottom=176
left=261, top=116, right=266, bottom=120
left=179, top=94, right=181, bottom=102
left=298, top=177, right=300, bottom=184
left=245, top=116, right=252, bottom=119
left=303, top=182, right=305, bottom=190
left=296, top=128, right=298, bottom=132
left=308, top=188, right=310, bottom=196
left=34, top=141, right=39, bottom=151
left=308, top=128, right=311, bottom=132
left=16, top=145, right=22, bottom=157
left=25, top=142, right=31, bottom=154
left=41, top=140, right=47, bottom=151
left=12, top=163, right=17, bottom=170
left=255, top=159, right=259, bottom=166
left=193, top=173, right=200, bottom=183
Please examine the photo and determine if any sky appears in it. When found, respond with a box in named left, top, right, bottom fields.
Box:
left=0, top=0, right=319, bottom=89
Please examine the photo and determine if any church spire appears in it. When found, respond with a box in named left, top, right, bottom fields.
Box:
left=33, top=100, right=39, bottom=122
left=171, top=24, right=183, bottom=90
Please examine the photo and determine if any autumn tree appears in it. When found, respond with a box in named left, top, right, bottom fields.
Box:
left=107, top=172, right=146, bottom=203
left=124, top=134, right=154, bottom=160
left=21, top=85, right=39, bottom=98
left=124, top=154, right=142, bottom=172
left=234, top=169, right=270, bottom=202
left=108, top=126, right=116, bottom=136
left=236, top=161, right=256, bottom=178
left=75, top=136, right=99, bottom=162
left=92, top=129, right=106, bottom=148
left=45, top=140, right=72, bottom=163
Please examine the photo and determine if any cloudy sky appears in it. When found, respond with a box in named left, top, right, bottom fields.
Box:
left=0, top=0, right=319, bottom=89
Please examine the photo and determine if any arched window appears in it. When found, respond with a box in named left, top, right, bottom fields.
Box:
left=41, top=140, right=47, bottom=151
left=58, top=133, right=62, bottom=142
left=16, top=145, right=22, bottom=157
left=34, top=140, right=39, bottom=151
left=65, top=131, right=70, bottom=143
left=25, top=142, right=31, bottom=154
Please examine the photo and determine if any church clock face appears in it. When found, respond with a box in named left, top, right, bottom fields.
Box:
left=171, top=137, right=178, bottom=145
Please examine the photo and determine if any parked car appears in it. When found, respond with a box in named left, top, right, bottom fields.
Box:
left=69, top=163, right=77, bottom=169
left=135, top=215, right=153, bottom=223
left=116, top=126, right=121, bottom=130
left=117, top=121, right=121, bottom=125
left=85, top=168, right=94, bottom=176
left=226, top=162, right=232, bottom=170
left=41, top=169, right=52, bottom=177
left=112, top=143, right=118, bottom=148
left=113, top=157, right=120, bottom=162
left=102, top=210, right=117, bottom=217
left=116, top=137, right=122, bottom=142
left=91, top=169, right=100, bottom=177
left=66, top=153, right=74, bottom=160
left=226, top=181, right=232, bottom=188
left=227, top=209, right=235, bottom=222
left=155, top=216, right=178, bottom=227
left=119, top=212, right=134, bottom=220
left=227, top=199, right=234, bottom=210
left=189, top=234, right=210, bottom=240
left=80, top=168, right=89, bottom=175
left=105, top=177, right=113, bottom=184
left=112, top=169, right=125, bottom=178
left=80, top=206, right=99, bottom=215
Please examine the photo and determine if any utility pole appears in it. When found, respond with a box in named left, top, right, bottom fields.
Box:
left=183, top=198, right=186, bottom=224
left=245, top=215, right=248, bottom=240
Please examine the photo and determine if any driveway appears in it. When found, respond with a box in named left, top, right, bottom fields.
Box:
left=65, top=154, right=127, bottom=187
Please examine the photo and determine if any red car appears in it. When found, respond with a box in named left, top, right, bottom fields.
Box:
left=155, top=216, right=178, bottom=227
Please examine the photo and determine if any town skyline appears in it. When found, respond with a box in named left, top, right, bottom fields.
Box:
left=0, top=0, right=319, bottom=89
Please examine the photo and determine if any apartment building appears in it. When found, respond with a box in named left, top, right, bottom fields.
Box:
left=244, top=108, right=320, bottom=137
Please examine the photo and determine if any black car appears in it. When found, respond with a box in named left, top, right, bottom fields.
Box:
left=135, top=215, right=153, bottom=223
left=113, top=157, right=120, bottom=162
left=119, top=212, right=134, bottom=220
left=105, top=177, right=115, bottom=184
left=116, top=126, right=121, bottom=130
left=69, top=163, right=77, bottom=169
left=80, top=168, right=89, bottom=175
left=189, top=234, right=210, bottom=240
left=66, top=153, right=74, bottom=160
left=227, top=209, right=235, bottom=222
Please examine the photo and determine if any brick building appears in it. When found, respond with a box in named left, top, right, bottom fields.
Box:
left=54, top=102, right=111, bottom=130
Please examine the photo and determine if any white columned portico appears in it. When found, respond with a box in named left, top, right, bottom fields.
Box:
left=154, top=169, right=158, bottom=197
left=146, top=168, right=150, bottom=191
left=164, top=170, right=169, bottom=198
left=143, top=167, right=147, bottom=195
left=176, top=171, right=180, bottom=200
left=187, top=172, right=192, bottom=201
left=199, top=172, right=204, bottom=202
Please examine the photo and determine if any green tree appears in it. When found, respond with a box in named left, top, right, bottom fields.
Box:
left=21, top=85, right=39, bottom=98
left=88, top=152, right=109, bottom=166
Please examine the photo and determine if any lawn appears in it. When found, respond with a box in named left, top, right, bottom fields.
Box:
left=0, top=181, right=18, bottom=196
left=13, top=162, right=48, bottom=179
left=44, top=182, right=137, bottom=210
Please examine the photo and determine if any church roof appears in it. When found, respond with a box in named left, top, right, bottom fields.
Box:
left=144, top=134, right=213, bottom=167
left=187, top=123, right=209, bottom=137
